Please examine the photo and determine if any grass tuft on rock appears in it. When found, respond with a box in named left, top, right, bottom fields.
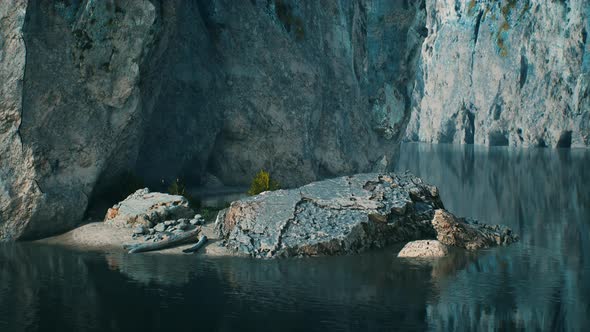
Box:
left=168, top=178, right=199, bottom=208
left=247, top=170, right=281, bottom=196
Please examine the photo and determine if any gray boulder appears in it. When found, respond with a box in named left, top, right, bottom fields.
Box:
left=216, top=172, right=518, bottom=258
left=431, top=209, right=518, bottom=250
left=398, top=240, right=448, bottom=258
left=178, top=220, right=189, bottom=231
left=153, top=223, right=166, bottom=233
left=104, top=189, right=194, bottom=228
left=133, top=226, right=147, bottom=235
left=217, top=172, right=435, bottom=258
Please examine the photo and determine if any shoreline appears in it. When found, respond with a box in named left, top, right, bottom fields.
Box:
left=37, top=221, right=234, bottom=257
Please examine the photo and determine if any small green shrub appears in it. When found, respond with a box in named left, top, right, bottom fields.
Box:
left=168, top=178, right=200, bottom=208
left=168, top=178, right=187, bottom=196
left=198, top=206, right=224, bottom=222
left=247, top=170, right=281, bottom=196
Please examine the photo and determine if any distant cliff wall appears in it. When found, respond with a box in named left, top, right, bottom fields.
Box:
left=406, top=0, right=590, bottom=147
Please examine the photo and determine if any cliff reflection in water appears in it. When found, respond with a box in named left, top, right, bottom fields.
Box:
left=1, top=242, right=480, bottom=331
left=1, top=143, right=589, bottom=331
left=398, top=143, right=590, bottom=330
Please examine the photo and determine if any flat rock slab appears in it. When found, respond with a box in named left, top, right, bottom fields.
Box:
left=216, top=172, right=445, bottom=258
left=398, top=240, right=448, bottom=258
left=216, top=172, right=518, bottom=258
left=104, top=188, right=194, bottom=228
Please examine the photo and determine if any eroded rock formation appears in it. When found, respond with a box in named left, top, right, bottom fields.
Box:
left=215, top=173, right=518, bottom=258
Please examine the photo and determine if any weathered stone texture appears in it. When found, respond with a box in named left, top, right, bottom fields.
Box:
left=1, top=1, right=424, bottom=240
left=216, top=173, right=517, bottom=258
left=406, top=0, right=590, bottom=147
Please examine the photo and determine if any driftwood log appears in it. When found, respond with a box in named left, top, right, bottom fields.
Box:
left=126, top=227, right=201, bottom=254
left=182, top=235, right=208, bottom=254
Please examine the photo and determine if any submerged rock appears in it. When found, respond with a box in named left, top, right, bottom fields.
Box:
left=398, top=240, right=448, bottom=258
left=216, top=172, right=518, bottom=258
left=104, top=189, right=194, bottom=228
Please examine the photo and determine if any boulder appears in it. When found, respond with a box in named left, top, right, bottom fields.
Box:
left=431, top=209, right=518, bottom=250
left=178, top=220, right=189, bottom=231
left=398, top=240, right=448, bottom=258
left=216, top=172, right=439, bottom=258
left=104, top=189, right=194, bottom=228
left=216, top=172, right=518, bottom=258
left=133, top=226, right=147, bottom=235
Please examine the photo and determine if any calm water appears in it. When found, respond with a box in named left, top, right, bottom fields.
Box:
left=1, top=143, right=589, bottom=331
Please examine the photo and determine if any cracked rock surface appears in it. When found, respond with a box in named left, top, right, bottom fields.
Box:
left=216, top=172, right=518, bottom=258
left=104, top=189, right=194, bottom=228
left=432, top=209, right=518, bottom=250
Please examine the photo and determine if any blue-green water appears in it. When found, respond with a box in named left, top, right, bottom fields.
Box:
left=1, top=143, right=589, bottom=331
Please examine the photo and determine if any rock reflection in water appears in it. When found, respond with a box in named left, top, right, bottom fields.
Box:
left=1, top=242, right=481, bottom=331
left=1, top=143, right=589, bottom=331
left=398, top=143, right=590, bottom=331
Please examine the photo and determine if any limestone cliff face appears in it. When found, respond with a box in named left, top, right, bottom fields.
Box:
left=138, top=0, right=425, bottom=188
left=1, top=0, right=160, bottom=240
left=0, top=0, right=424, bottom=240
left=406, top=0, right=590, bottom=147
left=0, top=0, right=32, bottom=240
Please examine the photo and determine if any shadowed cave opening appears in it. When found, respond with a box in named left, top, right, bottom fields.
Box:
left=488, top=131, right=509, bottom=147
left=556, top=130, right=572, bottom=148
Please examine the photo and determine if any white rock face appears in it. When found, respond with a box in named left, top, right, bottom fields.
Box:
left=0, top=1, right=159, bottom=240
left=406, top=0, right=590, bottom=147
left=0, top=0, right=40, bottom=240
left=398, top=240, right=448, bottom=258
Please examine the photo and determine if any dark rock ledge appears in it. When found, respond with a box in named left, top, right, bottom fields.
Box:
left=216, top=172, right=518, bottom=258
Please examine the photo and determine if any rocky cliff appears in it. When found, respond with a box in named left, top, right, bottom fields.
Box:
left=0, top=0, right=425, bottom=240
left=406, top=0, right=590, bottom=147
left=1, top=0, right=588, bottom=240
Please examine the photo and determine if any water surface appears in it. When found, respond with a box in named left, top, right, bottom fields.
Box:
left=1, top=143, right=589, bottom=331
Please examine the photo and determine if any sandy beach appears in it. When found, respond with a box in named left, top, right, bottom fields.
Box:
left=38, top=221, right=233, bottom=256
